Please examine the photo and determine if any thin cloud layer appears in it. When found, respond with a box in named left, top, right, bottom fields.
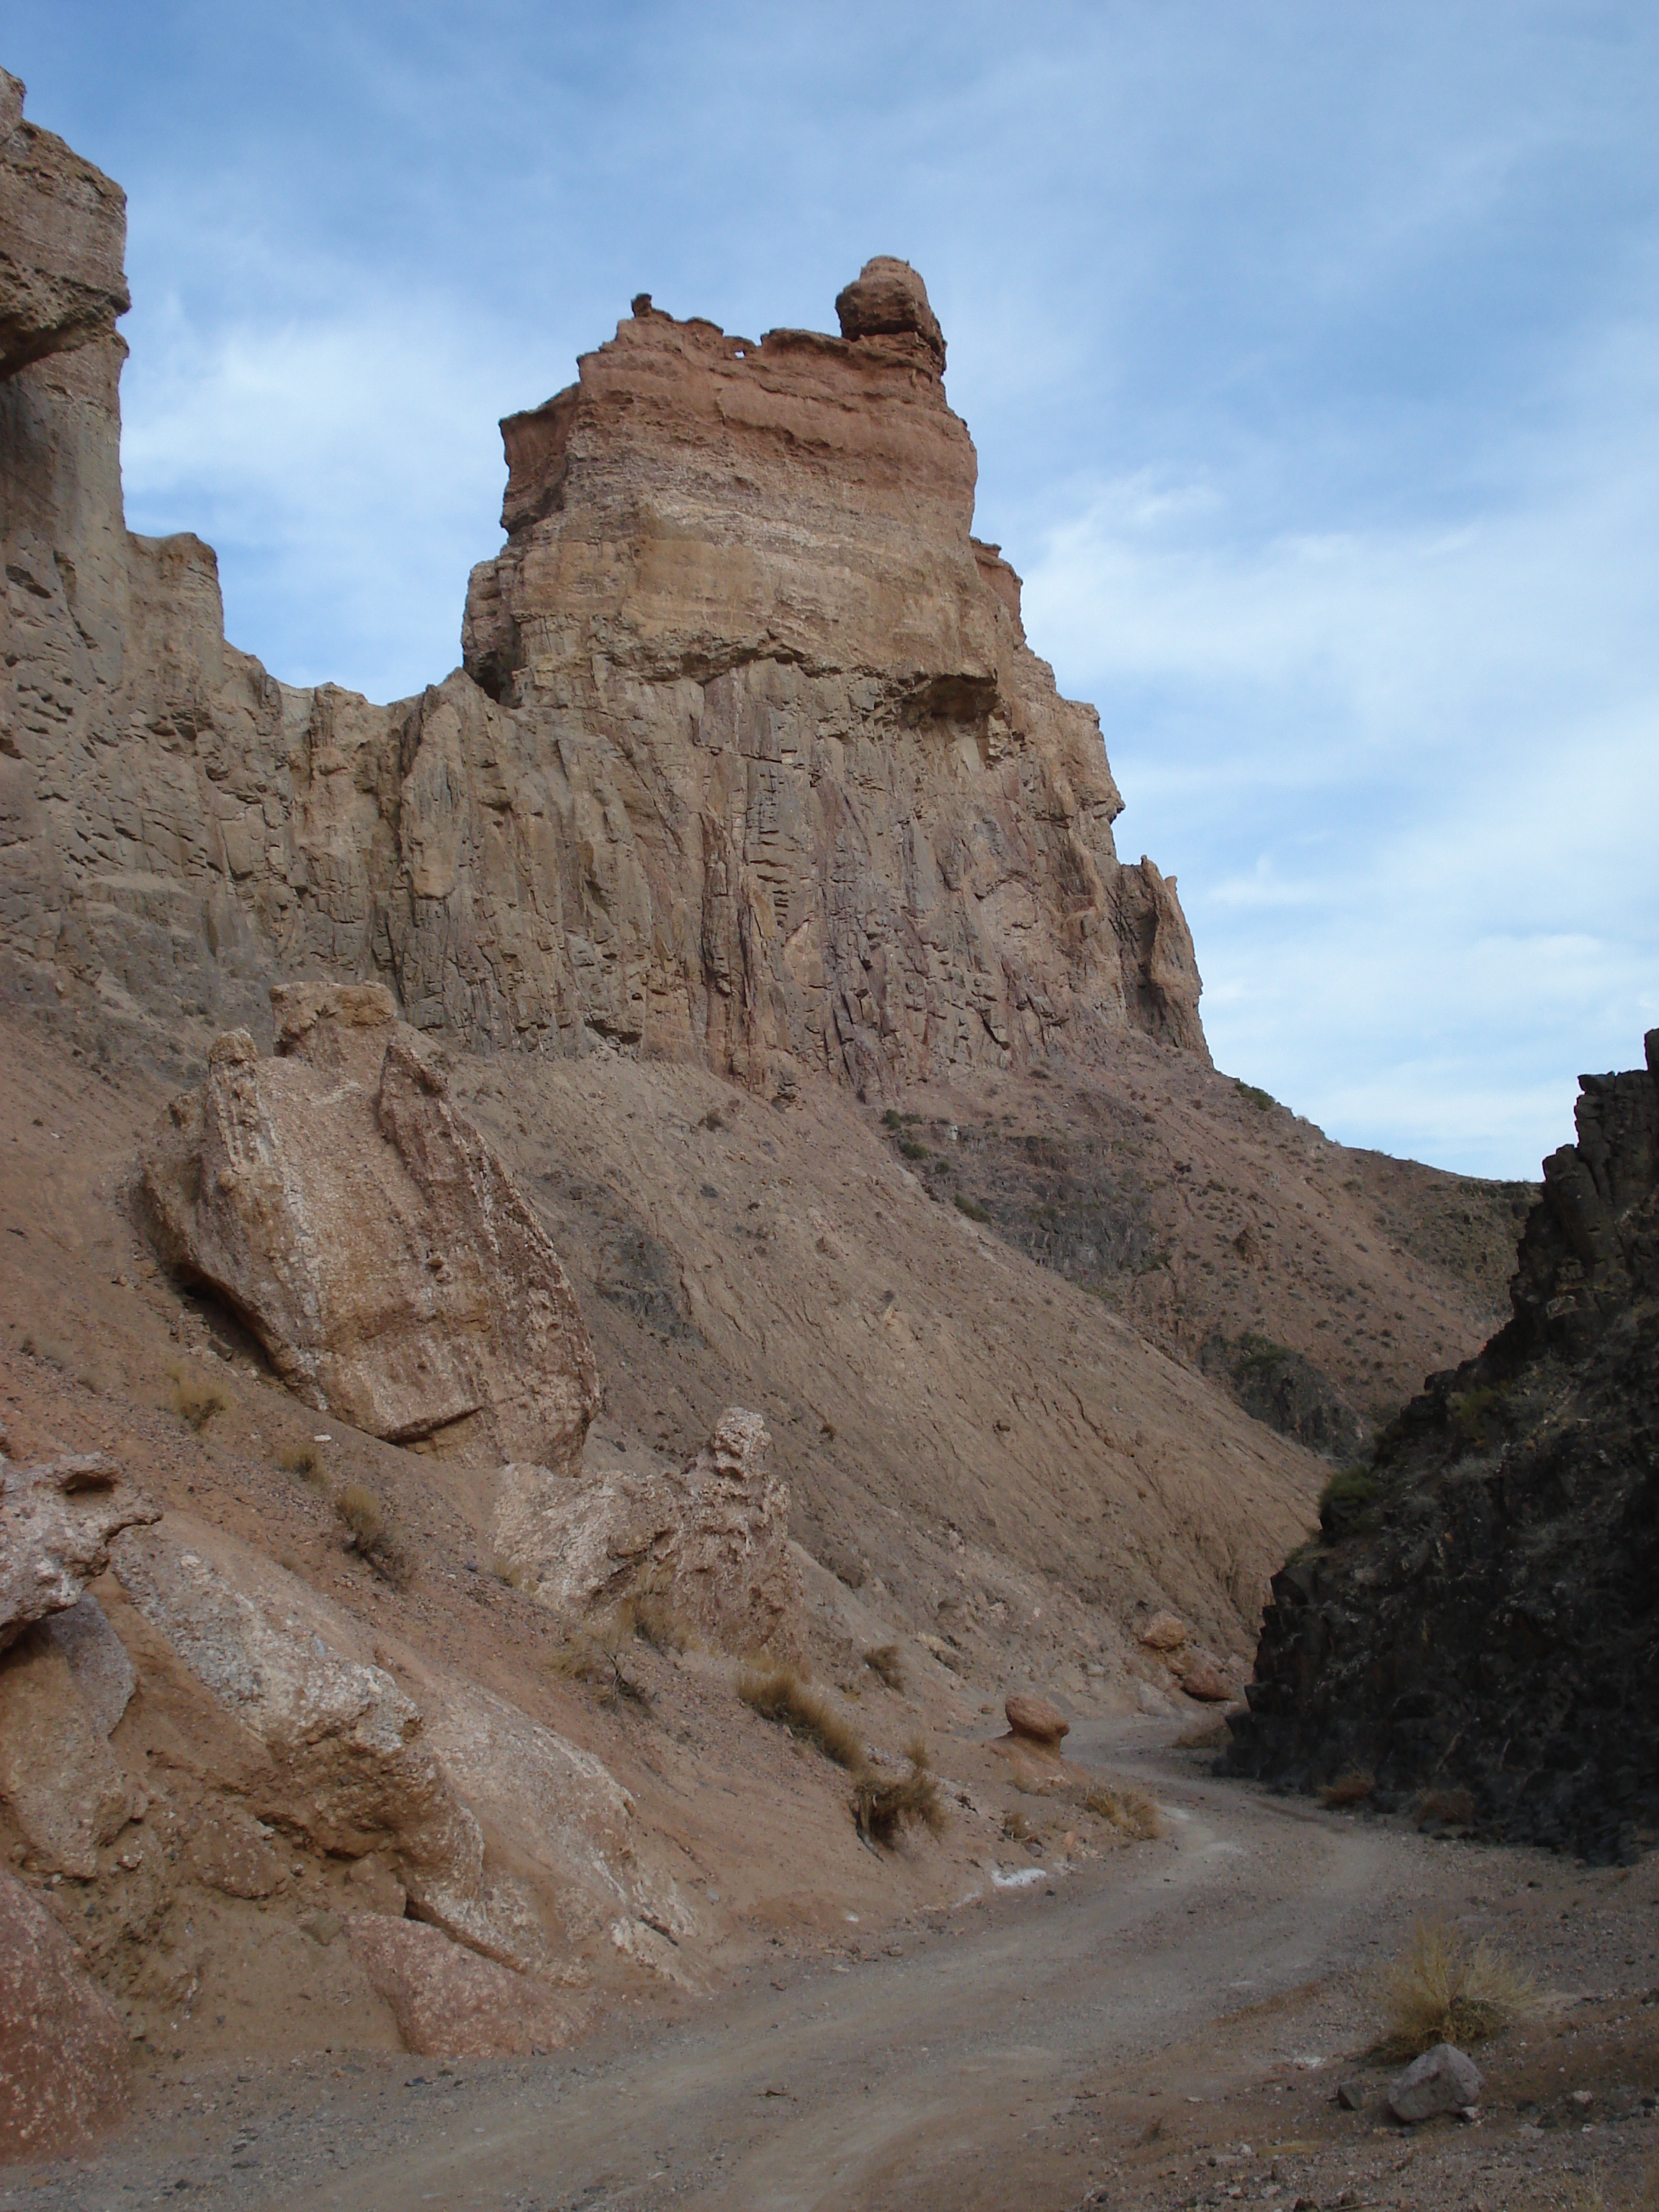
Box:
left=7, top=0, right=1655, bottom=1177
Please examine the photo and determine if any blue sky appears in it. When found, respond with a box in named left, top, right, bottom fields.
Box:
left=11, top=2, right=1657, bottom=1177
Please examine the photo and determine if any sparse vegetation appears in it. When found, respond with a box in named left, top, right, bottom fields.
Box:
left=737, top=1662, right=866, bottom=1771
left=1318, top=1462, right=1378, bottom=1531
left=1083, top=1782, right=1162, bottom=1840
left=551, top=1613, right=654, bottom=1709
left=626, top=1588, right=691, bottom=1653
left=1377, top=1917, right=1533, bottom=2058
left=953, top=1193, right=992, bottom=1224
left=701, top=1109, right=724, bottom=1131
left=1234, top=1081, right=1275, bottom=1112
left=862, top=1642, right=905, bottom=1691
left=853, top=1743, right=944, bottom=1843
left=898, top=1138, right=927, bottom=1161
left=333, top=1482, right=410, bottom=1588
left=1449, top=1382, right=1506, bottom=1450
left=167, top=1362, right=227, bottom=1432
left=1415, top=1784, right=1475, bottom=1830
left=276, top=1442, right=322, bottom=1482
left=1320, top=1768, right=1375, bottom=1807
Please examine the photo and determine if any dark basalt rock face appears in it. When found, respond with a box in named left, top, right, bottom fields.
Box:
left=1227, top=1032, right=1659, bottom=1863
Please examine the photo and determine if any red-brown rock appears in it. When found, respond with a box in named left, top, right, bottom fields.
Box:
left=0, top=1867, right=130, bottom=2159
left=1004, top=1693, right=1070, bottom=1745
left=343, top=1915, right=585, bottom=2058
left=1180, top=1663, right=1235, bottom=1703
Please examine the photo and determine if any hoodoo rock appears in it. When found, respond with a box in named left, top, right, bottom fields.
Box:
left=1, top=105, right=1206, bottom=1094
left=0, top=71, right=130, bottom=379
left=139, top=984, right=598, bottom=1467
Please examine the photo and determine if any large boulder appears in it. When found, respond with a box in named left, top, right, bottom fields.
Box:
left=0, top=1632, right=140, bottom=1876
left=140, top=985, right=598, bottom=1468
left=0, top=1449, right=158, bottom=1652
left=343, top=1916, right=585, bottom=2059
left=0, top=71, right=130, bottom=380
left=492, top=1408, right=803, bottom=1657
left=0, top=1866, right=130, bottom=2159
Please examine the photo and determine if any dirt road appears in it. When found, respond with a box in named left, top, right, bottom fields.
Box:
left=19, top=1725, right=1658, bottom=2212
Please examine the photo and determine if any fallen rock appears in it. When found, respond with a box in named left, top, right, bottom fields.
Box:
left=1, top=1449, right=159, bottom=1651
left=343, top=1915, right=585, bottom=2058
left=1004, top=1693, right=1070, bottom=1746
left=112, top=1524, right=498, bottom=1954
left=1336, top=2078, right=1365, bottom=2112
left=0, top=1866, right=130, bottom=2159
left=43, top=1593, right=136, bottom=1735
left=1179, top=1663, right=1235, bottom=1704
left=0, top=1632, right=138, bottom=1875
left=492, top=1408, right=802, bottom=1658
left=140, top=987, right=598, bottom=1468
left=1386, top=2042, right=1483, bottom=2123
left=185, top=1804, right=285, bottom=1900
left=0, top=71, right=130, bottom=379
left=1139, top=1611, right=1188, bottom=1653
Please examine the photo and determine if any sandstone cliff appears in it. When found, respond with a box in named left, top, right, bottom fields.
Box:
left=1229, top=1033, right=1659, bottom=1863
left=0, top=86, right=1204, bottom=1092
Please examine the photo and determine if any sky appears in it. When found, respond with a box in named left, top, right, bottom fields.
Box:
left=9, top=1, right=1657, bottom=1178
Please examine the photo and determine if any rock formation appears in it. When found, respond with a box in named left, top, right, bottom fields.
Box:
left=0, top=69, right=128, bottom=379
left=0, top=1447, right=158, bottom=1650
left=491, top=1407, right=802, bottom=1657
left=0, top=1866, right=130, bottom=2159
left=140, top=984, right=598, bottom=1466
left=1, top=76, right=1205, bottom=1097
left=1230, top=1033, right=1659, bottom=1861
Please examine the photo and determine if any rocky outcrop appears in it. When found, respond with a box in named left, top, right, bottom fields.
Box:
left=0, top=1447, right=158, bottom=1650
left=491, top=1408, right=802, bottom=1655
left=0, top=1631, right=141, bottom=1876
left=140, top=984, right=598, bottom=1466
left=1, top=88, right=1205, bottom=1095
left=1004, top=1693, right=1069, bottom=1746
left=0, top=1866, right=130, bottom=2159
left=343, top=1916, right=586, bottom=2059
left=1229, top=1033, right=1659, bottom=1862
left=0, top=72, right=129, bottom=380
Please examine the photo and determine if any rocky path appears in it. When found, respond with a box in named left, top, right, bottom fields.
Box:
left=17, top=1725, right=1658, bottom=2211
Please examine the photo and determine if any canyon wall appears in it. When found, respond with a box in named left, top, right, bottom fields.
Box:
left=0, top=75, right=1204, bottom=1092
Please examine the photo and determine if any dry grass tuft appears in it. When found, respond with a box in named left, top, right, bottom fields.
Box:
left=1083, top=1782, right=1163, bottom=1840
left=1378, top=1917, right=1534, bottom=2058
left=862, top=1642, right=905, bottom=1691
left=168, top=1363, right=227, bottom=1433
left=276, top=1442, right=322, bottom=1483
left=1321, top=1768, right=1376, bottom=1808
left=550, top=1616, right=653, bottom=1709
left=853, top=1749, right=945, bottom=1844
left=737, top=1662, right=866, bottom=1771
left=626, top=1590, right=692, bottom=1653
left=1415, top=1785, right=1476, bottom=1830
left=334, top=1482, right=411, bottom=1588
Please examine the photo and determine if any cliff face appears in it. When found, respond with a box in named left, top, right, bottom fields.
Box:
left=1229, top=1034, right=1659, bottom=1863
left=0, top=90, right=1204, bottom=1090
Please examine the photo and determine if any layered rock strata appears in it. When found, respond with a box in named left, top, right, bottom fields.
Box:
left=140, top=984, right=598, bottom=1466
left=1, top=80, right=1205, bottom=1096
left=1229, top=1034, right=1659, bottom=1862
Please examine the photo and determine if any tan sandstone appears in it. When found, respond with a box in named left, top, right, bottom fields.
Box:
left=139, top=986, right=598, bottom=1467
left=0, top=72, right=129, bottom=381
left=492, top=1407, right=801, bottom=1655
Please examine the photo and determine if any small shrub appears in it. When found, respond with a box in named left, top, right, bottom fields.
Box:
left=738, top=1663, right=866, bottom=1771
left=881, top=1108, right=902, bottom=1130
left=701, top=1110, right=724, bottom=1131
left=334, top=1482, right=410, bottom=1588
left=168, top=1364, right=226, bottom=1433
left=627, top=1591, right=691, bottom=1653
left=863, top=1642, right=905, bottom=1691
left=1234, top=1081, right=1275, bottom=1112
left=953, top=1194, right=992, bottom=1224
left=1378, top=1918, right=1534, bottom=2058
left=551, top=1617, right=653, bottom=1709
left=1318, top=1462, right=1377, bottom=1534
left=1449, top=1384, right=1505, bottom=1451
left=1416, top=1785, right=1475, bottom=1830
left=276, top=1443, right=321, bottom=1483
left=1002, top=1807, right=1031, bottom=1842
left=1321, top=1768, right=1376, bottom=1808
left=898, top=1138, right=927, bottom=1161
left=1083, top=1783, right=1162, bottom=1840
left=853, top=1750, right=945, bottom=1844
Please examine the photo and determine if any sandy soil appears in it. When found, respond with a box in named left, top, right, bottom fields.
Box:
left=11, top=1721, right=1655, bottom=2211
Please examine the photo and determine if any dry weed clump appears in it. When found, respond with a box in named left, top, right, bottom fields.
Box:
left=1378, top=1917, right=1534, bottom=2058
left=626, top=1589, right=691, bottom=1653
left=1415, top=1785, right=1476, bottom=1830
left=333, top=1482, right=411, bottom=1588
left=853, top=1745, right=945, bottom=1844
left=276, top=1442, right=322, bottom=1483
left=862, top=1642, right=905, bottom=1691
left=1083, top=1782, right=1163, bottom=1840
left=1320, top=1768, right=1376, bottom=1808
left=550, top=1616, right=653, bottom=1709
left=737, top=1663, right=866, bottom=1771
left=167, top=1363, right=226, bottom=1433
